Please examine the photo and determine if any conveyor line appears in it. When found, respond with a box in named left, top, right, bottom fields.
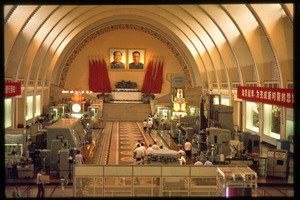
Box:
left=92, top=121, right=113, bottom=165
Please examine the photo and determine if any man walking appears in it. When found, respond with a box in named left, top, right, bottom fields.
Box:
left=37, top=168, right=45, bottom=197
left=184, top=139, right=192, bottom=159
left=133, top=144, right=144, bottom=165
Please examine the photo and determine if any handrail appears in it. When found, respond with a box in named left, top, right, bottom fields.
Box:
left=22, top=184, right=32, bottom=198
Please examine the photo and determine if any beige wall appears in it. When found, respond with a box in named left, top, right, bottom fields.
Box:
left=64, top=29, right=184, bottom=94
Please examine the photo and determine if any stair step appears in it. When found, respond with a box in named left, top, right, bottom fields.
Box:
left=102, top=103, right=150, bottom=121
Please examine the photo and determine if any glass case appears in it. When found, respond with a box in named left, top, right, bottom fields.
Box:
left=155, top=105, right=166, bottom=115
left=187, top=106, right=200, bottom=116
left=5, top=128, right=26, bottom=165
left=158, top=107, right=172, bottom=127
left=88, top=104, right=101, bottom=120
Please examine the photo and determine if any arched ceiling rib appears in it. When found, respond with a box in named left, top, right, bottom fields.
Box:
left=4, top=4, right=294, bottom=98
left=51, top=6, right=203, bottom=87
left=164, top=5, right=220, bottom=90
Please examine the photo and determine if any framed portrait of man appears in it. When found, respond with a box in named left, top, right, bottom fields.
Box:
left=128, top=49, right=145, bottom=70
left=110, top=49, right=126, bottom=70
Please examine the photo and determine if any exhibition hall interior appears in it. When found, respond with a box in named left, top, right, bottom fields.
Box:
left=4, top=4, right=296, bottom=198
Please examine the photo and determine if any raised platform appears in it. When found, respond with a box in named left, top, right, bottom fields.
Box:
left=112, top=89, right=142, bottom=101
left=110, top=100, right=143, bottom=104
left=102, top=103, right=150, bottom=121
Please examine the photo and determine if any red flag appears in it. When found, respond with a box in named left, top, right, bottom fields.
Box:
left=93, top=57, right=102, bottom=93
left=98, top=58, right=105, bottom=92
left=156, top=59, right=164, bottom=93
left=89, top=57, right=93, bottom=91
left=148, top=57, right=157, bottom=93
left=102, top=58, right=112, bottom=93
left=141, top=57, right=154, bottom=93
left=89, top=57, right=97, bottom=91
left=151, top=59, right=161, bottom=93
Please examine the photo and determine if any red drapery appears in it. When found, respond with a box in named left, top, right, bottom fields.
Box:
left=102, top=58, right=112, bottom=92
left=89, top=56, right=112, bottom=93
left=141, top=58, right=154, bottom=93
left=142, top=56, right=164, bottom=94
left=151, top=59, right=163, bottom=93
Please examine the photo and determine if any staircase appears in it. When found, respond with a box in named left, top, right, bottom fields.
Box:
left=102, top=103, right=150, bottom=121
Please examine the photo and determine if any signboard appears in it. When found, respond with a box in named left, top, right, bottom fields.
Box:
left=237, top=86, right=293, bottom=108
left=5, top=82, right=21, bottom=97
left=171, top=73, right=186, bottom=88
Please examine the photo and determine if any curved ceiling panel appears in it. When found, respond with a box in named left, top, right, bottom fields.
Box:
left=249, top=4, right=293, bottom=88
left=4, top=4, right=294, bottom=99
left=51, top=6, right=203, bottom=87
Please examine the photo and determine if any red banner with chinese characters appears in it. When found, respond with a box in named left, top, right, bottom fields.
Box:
left=237, top=86, right=293, bottom=108
left=5, top=82, right=21, bottom=97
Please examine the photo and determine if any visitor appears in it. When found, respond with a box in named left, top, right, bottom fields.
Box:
left=194, top=158, right=203, bottom=165
left=184, top=139, right=192, bottom=159
left=204, top=157, right=213, bottom=165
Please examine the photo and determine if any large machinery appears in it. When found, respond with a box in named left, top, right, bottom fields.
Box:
left=47, top=118, right=87, bottom=178
left=47, top=118, right=86, bottom=148
left=168, top=92, right=260, bottom=164
left=148, top=149, right=180, bottom=165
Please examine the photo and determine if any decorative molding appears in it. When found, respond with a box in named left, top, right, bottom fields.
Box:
left=59, top=24, right=192, bottom=89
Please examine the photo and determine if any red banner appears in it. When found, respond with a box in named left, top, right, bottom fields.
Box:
left=5, top=82, right=21, bottom=97
left=237, top=86, right=293, bottom=108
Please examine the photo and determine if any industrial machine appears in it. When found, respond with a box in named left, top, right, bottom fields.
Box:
left=267, top=149, right=289, bottom=178
left=58, top=148, right=72, bottom=178
left=205, top=128, right=232, bottom=161
left=47, top=118, right=86, bottom=149
left=229, top=140, right=241, bottom=158
left=179, top=115, right=200, bottom=133
left=240, top=132, right=260, bottom=153
left=148, top=149, right=180, bottom=165
left=47, top=118, right=87, bottom=177
left=178, top=126, right=194, bottom=145
left=169, top=119, right=179, bottom=139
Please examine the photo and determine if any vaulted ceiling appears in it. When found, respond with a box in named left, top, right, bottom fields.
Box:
left=4, top=4, right=294, bottom=94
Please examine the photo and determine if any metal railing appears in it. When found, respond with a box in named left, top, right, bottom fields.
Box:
left=73, top=165, right=257, bottom=197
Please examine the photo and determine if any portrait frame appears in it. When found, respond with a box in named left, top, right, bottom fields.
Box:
left=128, top=49, right=145, bottom=70
left=109, top=49, right=127, bottom=70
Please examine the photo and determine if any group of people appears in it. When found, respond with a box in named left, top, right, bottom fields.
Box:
left=194, top=157, right=213, bottom=166
left=143, top=118, right=153, bottom=134
left=133, top=141, right=162, bottom=164
left=143, top=113, right=169, bottom=133
left=177, top=139, right=213, bottom=166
